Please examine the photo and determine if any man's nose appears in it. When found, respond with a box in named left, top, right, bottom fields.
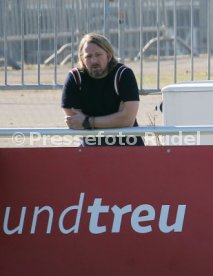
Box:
left=91, top=56, right=98, bottom=63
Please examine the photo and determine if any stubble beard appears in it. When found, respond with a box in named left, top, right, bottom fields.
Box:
left=88, top=65, right=108, bottom=79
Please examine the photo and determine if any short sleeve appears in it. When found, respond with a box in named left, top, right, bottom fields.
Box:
left=61, top=72, right=81, bottom=109
left=118, top=68, right=140, bottom=102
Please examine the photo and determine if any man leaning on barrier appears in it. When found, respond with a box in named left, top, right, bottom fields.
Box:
left=61, top=32, right=144, bottom=146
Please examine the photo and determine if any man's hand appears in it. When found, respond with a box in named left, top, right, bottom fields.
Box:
left=65, top=108, right=86, bottom=129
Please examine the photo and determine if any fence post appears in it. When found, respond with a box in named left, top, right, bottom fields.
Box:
left=104, top=0, right=110, bottom=39
left=190, top=0, right=194, bottom=81
left=207, top=0, right=211, bottom=80
left=173, top=0, right=177, bottom=83
left=118, top=0, right=125, bottom=63
left=3, top=0, right=8, bottom=85
left=139, top=0, right=144, bottom=91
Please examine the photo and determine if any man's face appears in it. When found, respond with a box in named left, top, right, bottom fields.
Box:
left=82, top=42, right=112, bottom=79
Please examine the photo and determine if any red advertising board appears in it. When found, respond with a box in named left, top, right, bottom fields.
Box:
left=1, top=146, right=213, bottom=276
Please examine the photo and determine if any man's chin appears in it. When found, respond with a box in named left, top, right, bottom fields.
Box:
left=89, top=69, right=106, bottom=79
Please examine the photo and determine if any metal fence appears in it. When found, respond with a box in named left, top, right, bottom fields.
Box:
left=0, top=0, right=212, bottom=93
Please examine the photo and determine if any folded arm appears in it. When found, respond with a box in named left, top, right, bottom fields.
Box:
left=63, top=101, right=139, bottom=129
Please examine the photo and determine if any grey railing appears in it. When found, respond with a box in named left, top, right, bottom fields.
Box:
left=1, top=126, right=213, bottom=137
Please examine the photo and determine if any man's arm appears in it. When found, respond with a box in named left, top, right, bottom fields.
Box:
left=63, top=101, right=139, bottom=129
left=93, top=101, right=139, bottom=128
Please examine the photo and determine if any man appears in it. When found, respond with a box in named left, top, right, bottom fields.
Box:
left=61, top=32, right=144, bottom=146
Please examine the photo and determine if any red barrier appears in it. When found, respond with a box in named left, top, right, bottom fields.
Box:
left=1, top=146, right=213, bottom=276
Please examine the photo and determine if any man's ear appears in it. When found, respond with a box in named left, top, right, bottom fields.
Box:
left=107, top=53, right=112, bottom=62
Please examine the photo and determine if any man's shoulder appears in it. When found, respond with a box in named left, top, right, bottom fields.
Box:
left=114, top=62, right=127, bottom=70
left=110, top=63, right=129, bottom=76
left=69, top=67, right=88, bottom=82
left=113, top=63, right=133, bottom=74
left=69, top=67, right=85, bottom=75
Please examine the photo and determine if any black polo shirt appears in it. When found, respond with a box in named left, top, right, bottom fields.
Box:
left=62, top=63, right=144, bottom=146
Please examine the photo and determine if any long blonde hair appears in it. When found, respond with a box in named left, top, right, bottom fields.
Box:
left=77, top=33, right=118, bottom=72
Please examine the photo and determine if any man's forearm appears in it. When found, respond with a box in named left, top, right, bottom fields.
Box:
left=93, top=111, right=135, bottom=129
left=93, top=101, right=139, bottom=129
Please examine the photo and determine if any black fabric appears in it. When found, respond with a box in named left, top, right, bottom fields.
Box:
left=62, top=63, right=144, bottom=146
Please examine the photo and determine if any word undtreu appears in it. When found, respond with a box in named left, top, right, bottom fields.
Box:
left=2, top=193, right=186, bottom=235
